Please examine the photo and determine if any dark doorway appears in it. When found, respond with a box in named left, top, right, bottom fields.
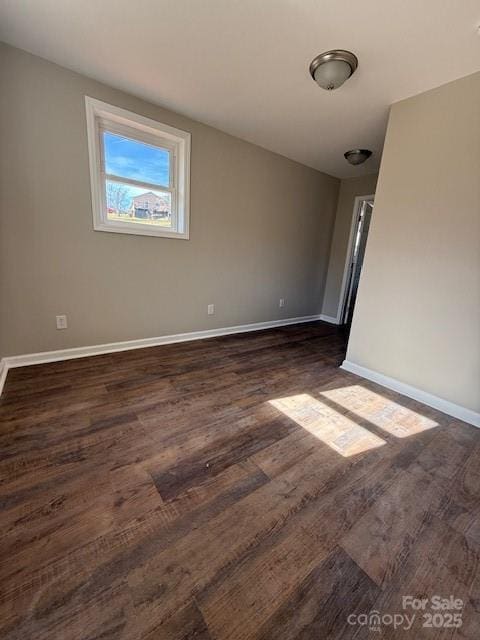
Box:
left=341, top=198, right=374, bottom=327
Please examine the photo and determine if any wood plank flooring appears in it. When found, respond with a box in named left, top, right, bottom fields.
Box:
left=0, top=321, right=479, bottom=639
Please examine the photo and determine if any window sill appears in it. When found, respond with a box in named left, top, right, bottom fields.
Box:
left=93, top=221, right=190, bottom=239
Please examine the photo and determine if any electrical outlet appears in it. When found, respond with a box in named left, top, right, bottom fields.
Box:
left=56, top=315, right=68, bottom=329
left=207, top=304, right=215, bottom=316
left=279, top=298, right=285, bottom=308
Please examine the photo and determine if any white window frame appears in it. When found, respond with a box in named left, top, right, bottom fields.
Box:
left=85, top=96, right=190, bottom=239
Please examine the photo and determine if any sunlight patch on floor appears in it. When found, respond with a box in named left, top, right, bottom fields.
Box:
left=319, top=385, right=438, bottom=437
left=269, top=394, right=385, bottom=457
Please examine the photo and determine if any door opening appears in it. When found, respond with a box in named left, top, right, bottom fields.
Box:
left=339, top=196, right=374, bottom=327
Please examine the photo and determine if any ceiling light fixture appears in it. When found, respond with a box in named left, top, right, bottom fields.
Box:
left=309, top=50, right=358, bottom=90
left=344, top=149, right=372, bottom=165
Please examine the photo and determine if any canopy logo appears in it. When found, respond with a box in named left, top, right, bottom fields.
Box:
left=347, top=595, right=463, bottom=632
left=347, top=611, right=415, bottom=632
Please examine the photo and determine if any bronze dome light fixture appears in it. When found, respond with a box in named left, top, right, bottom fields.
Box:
left=309, top=49, right=358, bottom=90
left=344, top=149, right=373, bottom=165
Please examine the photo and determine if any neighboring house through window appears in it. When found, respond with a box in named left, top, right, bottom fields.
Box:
left=85, top=97, right=191, bottom=239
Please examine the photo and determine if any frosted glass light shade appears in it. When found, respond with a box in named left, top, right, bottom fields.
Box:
left=309, top=50, right=358, bottom=91
left=344, top=149, right=372, bottom=165
left=314, top=59, right=352, bottom=90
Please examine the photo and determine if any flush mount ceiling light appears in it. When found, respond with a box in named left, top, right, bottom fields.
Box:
left=309, top=49, right=358, bottom=90
left=343, top=149, right=372, bottom=164
left=344, top=149, right=372, bottom=165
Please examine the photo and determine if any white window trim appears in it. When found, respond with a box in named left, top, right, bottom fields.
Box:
left=85, top=96, right=191, bottom=239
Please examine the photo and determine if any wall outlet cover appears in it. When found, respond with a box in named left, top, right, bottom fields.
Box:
left=56, top=315, right=68, bottom=329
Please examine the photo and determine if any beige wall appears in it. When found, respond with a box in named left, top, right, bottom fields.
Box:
left=321, top=173, right=378, bottom=319
left=346, top=71, right=480, bottom=413
left=0, top=44, right=339, bottom=357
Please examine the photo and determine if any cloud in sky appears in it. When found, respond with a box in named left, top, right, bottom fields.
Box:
left=104, top=131, right=170, bottom=187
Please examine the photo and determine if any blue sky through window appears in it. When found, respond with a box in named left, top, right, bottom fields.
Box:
left=103, top=131, right=170, bottom=187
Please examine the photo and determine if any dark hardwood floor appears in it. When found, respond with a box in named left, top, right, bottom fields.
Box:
left=0, top=321, right=479, bottom=639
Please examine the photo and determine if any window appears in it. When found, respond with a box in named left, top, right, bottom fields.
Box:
left=85, top=97, right=190, bottom=239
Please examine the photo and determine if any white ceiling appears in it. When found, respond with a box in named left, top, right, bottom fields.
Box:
left=1, top=0, right=479, bottom=178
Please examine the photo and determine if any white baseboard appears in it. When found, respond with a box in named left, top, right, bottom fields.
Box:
left=319, top=313, right=340, bottom=325
left=0, top=360, right=7, bottom=396
left=0, top=314, right=337, bottom=394
left=341, top=360, right=480, bottom=428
